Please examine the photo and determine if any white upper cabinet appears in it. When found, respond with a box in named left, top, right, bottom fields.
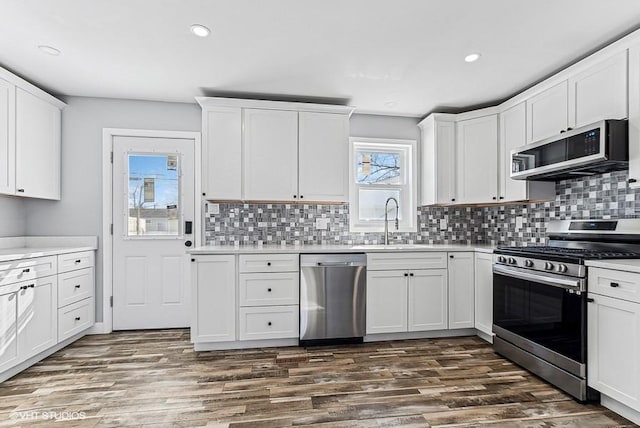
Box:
left=201, top=106, right=242, bottom=200
left=298, top=112, right=349, bottom=202
left=243, top=108, right=299, bottom=201
left=15, top=88, right=61, bottom=200
left=0, top=68, right=64, bottom=200
left=456, top=114, right=498, bottom=204
left=526, top=81, right=569, bottom=143
left=568, top=51, right=628, bottom=128
left=0, top=78, right=15, bottom=195
left=419, top=114, right=456, bottom=205
left=627, top=44, right=640, bottom=188
left=499, top=102, right=527, bottom=202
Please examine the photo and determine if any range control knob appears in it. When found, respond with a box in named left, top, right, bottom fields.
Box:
left=524, top=259, right=534, bottom=268
left=508, top=257, right=517, bottom=265
left=545, top=262, right=554, bottom=271
left=497, top=256, right=506, bottom=263
left=557, top=264, right=568, bottom=273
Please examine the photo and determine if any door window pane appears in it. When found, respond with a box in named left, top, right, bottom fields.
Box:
left=128, top=154, right=180, bottom=236
left=358, top=188, right=402, bottom=221
left=356, top=151, right=401, bottom=184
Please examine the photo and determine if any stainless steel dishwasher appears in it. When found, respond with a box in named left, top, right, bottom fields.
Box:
left=299, top=254, right=366, bottom=345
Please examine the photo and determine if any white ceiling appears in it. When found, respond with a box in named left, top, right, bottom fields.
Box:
left=2, top=0, right=640, bottom=117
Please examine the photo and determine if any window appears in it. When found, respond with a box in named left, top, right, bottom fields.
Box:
left=349, top=137, right=417, bottom=233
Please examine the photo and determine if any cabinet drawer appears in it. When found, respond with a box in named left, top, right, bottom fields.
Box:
left=0, top=256, right=57, bottom=287
left=58, top=268, right=94, bottom=308
left=239, top=272, right=299, bottom=307
left=589, top=267, right=640, bottom=303
left=367, top=252, right=447, bottom=271
left=239, top=306, right=299, bottom=340
left=58, top=297, right=94, bottom=342
left=58, top=251, right=94, bottom=273
left=238, top=254, right=298, bottom=273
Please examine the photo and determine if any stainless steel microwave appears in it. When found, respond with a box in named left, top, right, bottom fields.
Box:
left=510, top=119, right=628, bottom=181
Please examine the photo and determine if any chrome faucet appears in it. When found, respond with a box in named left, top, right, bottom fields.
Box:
left=384, top=197, right=399, bottom=245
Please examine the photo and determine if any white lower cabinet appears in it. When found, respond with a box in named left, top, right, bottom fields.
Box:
left=366, top=270, right=409, bottom=334
left=588, top=266, right=640, bottom=417
left=19, top=276, right=58, bottom=361
left=474, top=252, right=493, bottom=337
left=58, top=297, right=93, bottom=342
left=239, top=306, right=298, bottom=340
left=408, top=269, right=448, bottom=332
left=448, top=252, right=475, bottom=329
left=191, top=255, right=236, bottom=343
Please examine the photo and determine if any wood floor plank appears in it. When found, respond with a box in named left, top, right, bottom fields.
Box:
left=0, top=330, right=635, bottom=427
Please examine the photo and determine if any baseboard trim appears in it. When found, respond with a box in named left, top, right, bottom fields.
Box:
left=601, top=394, right=640, bottom=425
left=86, top=322, right=110, bottom=335
left=364, top=328, right=477, bottom=342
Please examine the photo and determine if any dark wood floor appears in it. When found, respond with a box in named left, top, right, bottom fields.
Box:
left=0, top=330, right=635, bottom=427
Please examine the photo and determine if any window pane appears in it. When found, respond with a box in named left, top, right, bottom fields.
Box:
left=128, top=154, right=180, bottom=236
left=356, top=151, right=401, bottom=184
left=358, top=188, right=402, bottom=221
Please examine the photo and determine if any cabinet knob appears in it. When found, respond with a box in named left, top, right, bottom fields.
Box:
left=191, top=258, right=195, bottom=262
left=629, top=178, right=638, bottom=184
left=492, top=196, right=497, bottom=200
left=560, top=129, right=565, bottom=133
left=293, top=195, right=297, bottom=199
left=267, top=262, right=271, bottom=266
left=567, top=127, right=573, bottom=131
left=20, top=285, right=28, bottom=290
left=451, top=198, right=455, bottom=202
left=409, top=273, right=414, bottom=277
left=17, top=188, right=24, bottom=193
left=499, top=196, right=504, bottom=200
left=28, top=284, right=34, bottom=288
left=75, top=317, right=81, bottom=321
left=75, top=259, right=81, bottom=264
left=267, top=288, right=272, bottom=292
left=404, top=273, right=408, bottom=277
left=610, top=282, right=620, bottom=288
left=267, top=321, right=272, bottom=326
left=75, top=284, right=81, bottom=289
left=587, top=298, right=595, bottom=303
left=22, top=268, right=30, bottom=273
left=300, top=195, right=304, bottom=199
left=449, top=255, right=454, bottom=259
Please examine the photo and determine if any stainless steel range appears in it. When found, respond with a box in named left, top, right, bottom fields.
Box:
left=493, top=219, right=640, bottom=401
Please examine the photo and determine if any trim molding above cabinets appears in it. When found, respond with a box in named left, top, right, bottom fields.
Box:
left=196, top=97, right=353, bottom=203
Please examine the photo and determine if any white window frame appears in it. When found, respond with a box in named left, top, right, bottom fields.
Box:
left=349, top=137, right=417, bottom=233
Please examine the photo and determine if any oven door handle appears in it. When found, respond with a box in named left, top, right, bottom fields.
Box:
left=493, top=264, right=585, bottom=291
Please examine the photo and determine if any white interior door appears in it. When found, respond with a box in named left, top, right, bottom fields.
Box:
left=112, top=135, right=194, bottom=330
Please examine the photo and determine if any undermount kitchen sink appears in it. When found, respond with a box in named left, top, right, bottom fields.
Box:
left=351, top=244, right=427, bottom=250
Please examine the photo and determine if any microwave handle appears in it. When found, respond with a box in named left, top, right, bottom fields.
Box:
left=493, top=264, right=585, bottom=292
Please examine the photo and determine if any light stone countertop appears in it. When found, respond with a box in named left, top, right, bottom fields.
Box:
left=585, top=259, right=640, bottom=274
left=188, top=243, right=495, bottom=255
left=0, top=236, right=98, bottom=263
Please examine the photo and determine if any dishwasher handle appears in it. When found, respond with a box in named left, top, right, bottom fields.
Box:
left=316, top=261, right=365, bottom=267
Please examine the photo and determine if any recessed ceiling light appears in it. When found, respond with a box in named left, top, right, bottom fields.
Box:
left=190, top=24, right=210, bottom=37
left=464, top=53, right=481, bottom=63
left=37, top=45, right=61, bottom=56
left=384, top=101, right=398, bottom=108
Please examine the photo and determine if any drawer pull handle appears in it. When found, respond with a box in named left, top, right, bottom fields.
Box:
left=267, top=262, right=271, bottom=266
left=75, top=317, right=81, bottom=321
left=587, top=298, right=595, bottom=303
left=28, top=284, right=34, bottom=288
left=610, top=282, right=620, bottom=288
left=22, top=268, right=30, bottom=273
left=404, top=273, right=408, bottom=277
left=75, top=259, right=82, bottom=264
left=267, top=288, right=272, bottom=292
left=409, top=273, right=414, bottom=277
left=267, top=321, right=272, bottom=326
left=75, top=285, right=81, bottom=289
left=20, top=285, right=28, bottom=290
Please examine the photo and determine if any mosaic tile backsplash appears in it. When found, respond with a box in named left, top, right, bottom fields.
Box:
left=204, top=171, right=640, bottom=247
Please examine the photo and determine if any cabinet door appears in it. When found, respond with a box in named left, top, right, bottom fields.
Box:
left=499, top=103, right=527, bottom=202
left=18, top=276, right=58, bottom=360
left=408, top=269, right=447, bottom=332
left=628, top=44, right=640, bottom=188
left=435, top=120, right=457, bottom=204
left=474, top=252, right=493, bottom=337
left=448, top=252, right=475, bottom=329
left=202, top=106, right=242, bottom=199
left=243, top=109, right=298, bottom=201
left=15, top=88, right=61, bottom=200
left=298, top=112, right=349, bottom=202
left=588, top=293, right=640, bottom=410
left=191, top=255, right=236, bottom=342
left=568, top=51, right=628, bottom=128
left=366, top=270, right=407, bottom=334
left=526, top=81, right=568, bottom=143
left=0, top=285, right=19, bottom=373
left=0, top=78, right=15, bottom=195
left=456, top=115, right=498, bottom=204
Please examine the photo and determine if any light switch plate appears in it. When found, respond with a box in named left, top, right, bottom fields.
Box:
left=315, top=218, right=329, bottom=230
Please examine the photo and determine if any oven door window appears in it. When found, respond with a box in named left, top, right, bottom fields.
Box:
left=493, top=272, right=585, bottom=364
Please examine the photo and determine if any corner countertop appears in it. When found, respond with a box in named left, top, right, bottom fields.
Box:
left=0, top=236, right=99, bottom=263
left=188, top=243, right=495, bottom=255
left=585, top=259, right=640, bottom=274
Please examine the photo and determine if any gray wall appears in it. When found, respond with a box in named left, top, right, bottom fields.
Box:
left=0, top=197, right=26, bottom=237
left=25, top=96, right=201, bottom=321
left=350, top=113, right=420, bottom=140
